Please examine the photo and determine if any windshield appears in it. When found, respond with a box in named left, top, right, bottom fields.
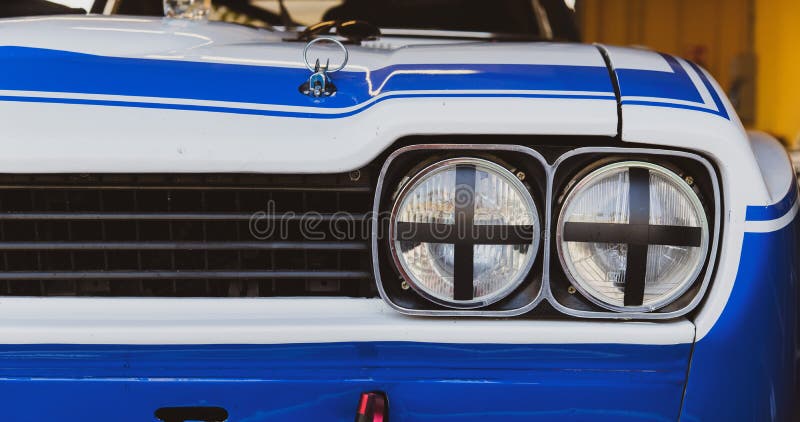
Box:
left=263, top=0, right=538, bottom=34
left=2, top=0, right=579, bottom=41
left=219, top=0, right=578, bottom=40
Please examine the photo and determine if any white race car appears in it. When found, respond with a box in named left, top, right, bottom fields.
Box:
left=0, top=1, right=796, bottom=421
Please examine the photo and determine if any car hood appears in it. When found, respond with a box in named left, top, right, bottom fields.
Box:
left=0, top=15, right=621, bottom=173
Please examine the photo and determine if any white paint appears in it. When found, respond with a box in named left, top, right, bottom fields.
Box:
left=0, top=89, right=613, bottom=115
left=601, top=45, right=673, bottom=72
left=748, top=130, right=794, bottom=203
left=0, top=297, right=695, bottom=345
left=0, top=16, right=608, bottom=68
left=0, top=97, right=617, bottom=173
left=741, top=131, right=796, bottom=234
left=621, top=96, right=718, bottom=110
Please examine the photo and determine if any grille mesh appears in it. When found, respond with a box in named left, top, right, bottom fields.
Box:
left=0, top=173, right=375, bottom=297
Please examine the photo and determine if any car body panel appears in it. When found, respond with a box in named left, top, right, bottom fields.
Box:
left=0, top=16, right=618, bottom=173
left=681, top=210, right=800, bottom=421
left=0, top=342, right=691, bottom=421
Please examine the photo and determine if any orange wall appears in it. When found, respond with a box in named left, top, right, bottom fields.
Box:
left=578, top=0, right=758, bottom=126
left=754, top=0, right=800, bottom=146
left=579, top=0, right=800, bottom=146
left=579, top=0, right=752, bottom=92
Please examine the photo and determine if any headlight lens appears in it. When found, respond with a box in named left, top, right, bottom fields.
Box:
left=390, top=158, right=539, bottom=308
left=556, top=161, right=709, bottom=312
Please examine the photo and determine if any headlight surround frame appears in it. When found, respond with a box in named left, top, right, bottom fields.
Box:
left=547, top=148, right=720, bottom=319
left=373, top=144, right=549, bottom=317
left=372, top=144, right=721, bottom=319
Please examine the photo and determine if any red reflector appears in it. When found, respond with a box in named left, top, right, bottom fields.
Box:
left=355, top=391, right=388, bottom=422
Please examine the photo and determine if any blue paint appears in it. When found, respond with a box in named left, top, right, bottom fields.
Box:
left=0, top=342, right=690, bottom=421
left=681, top=213, right=800, bottom=420
left=0, top=46, right=738, bottom=122
left=686, top=60, right=729, bottom=120
left=0, top=46, right=615, bottom=116
left=746, top=184, right=798, bottom=222
left=615, top=53, right=730, bottom=120
left=616, top=54, right=703, bottom=104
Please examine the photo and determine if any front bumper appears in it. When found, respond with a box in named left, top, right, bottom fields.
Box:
left=0, top=297, right=695, bottom=421
left=0, top=341, right=691, bottom=421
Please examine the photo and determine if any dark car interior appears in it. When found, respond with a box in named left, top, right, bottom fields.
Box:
left=0, top=0, right=88, bottom=17
left=1, top=0, right=579, bottom=41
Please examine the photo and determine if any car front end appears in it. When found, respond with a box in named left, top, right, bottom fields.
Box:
left=0, top=11, right=797, bottom=421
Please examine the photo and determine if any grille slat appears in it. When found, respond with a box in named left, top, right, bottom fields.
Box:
left=0, top=270, right=371, bottom=280
left=0, top=173, right=375, bottom=297
left=0, top=241, right=368, bottom=251
left=0, top=212, right=368, bottom=221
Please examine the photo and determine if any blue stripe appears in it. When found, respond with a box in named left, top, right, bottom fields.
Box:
left=616, top=54, right=703, bottom=103
left=1, top=46, right=738, bottom=121
left=0, top=46, right=615, bottom=111
left=687, top=60, right=729, bottom=119
left=615, top=53, right=729, bottom=120
left=745, top=183, right=798, bottom=221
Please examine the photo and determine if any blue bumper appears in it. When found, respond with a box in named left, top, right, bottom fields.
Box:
left=0, top=342, right=691, bottom=421
left=680, top=213, right=800, bottom=421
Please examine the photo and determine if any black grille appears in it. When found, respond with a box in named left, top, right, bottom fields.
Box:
left=0, top=173, right=376, bottom=297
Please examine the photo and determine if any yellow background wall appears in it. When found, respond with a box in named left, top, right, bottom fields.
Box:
left=753, top=0, right=800, bottom=146
left=578, top=0, right=800, bottom=146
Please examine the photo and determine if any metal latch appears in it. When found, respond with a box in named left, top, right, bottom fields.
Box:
left=304, top=58, right=335, bottom=97
left=300, top=37, right=348, bottom=98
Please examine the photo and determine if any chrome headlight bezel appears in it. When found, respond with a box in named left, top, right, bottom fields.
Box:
left=547, top=149, right=720, bottom=319
left=372, top=144, right=549, bottom=317
left=555, top=160, right=711, bottom=313
left=388, top=157, right=541, bottom=309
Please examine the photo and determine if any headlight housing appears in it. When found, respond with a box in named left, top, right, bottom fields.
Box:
left=556, top=161, right=710, bottom=312
left=389, top=157, right=540, bottom=309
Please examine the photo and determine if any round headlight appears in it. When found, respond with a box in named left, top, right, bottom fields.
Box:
left=390, top=158, right=540, bottom=309
left=556, top=161, right=709, bottom=312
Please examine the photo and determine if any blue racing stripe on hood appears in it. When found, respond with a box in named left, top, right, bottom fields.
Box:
left=0, top=46, right=616, bottom=109
left=612, top=52, right=730, bottom=119
left=615, top=54, right=702, bottom=104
